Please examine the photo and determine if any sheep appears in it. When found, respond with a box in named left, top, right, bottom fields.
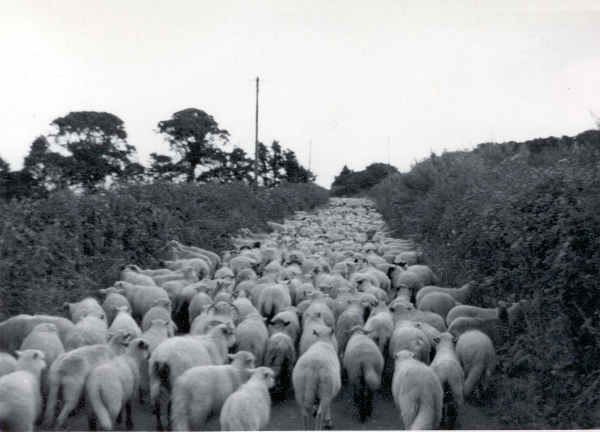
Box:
left=110, top=280, right=170, bottom=322
left=190, top=301, right=239, bottom=335
left=389, top=298, right=447, bottom=332
left=166, top=241, right=221, bottom=272
left=233, top=296, right=260, bottom=323
left=85, top=338, right=149, bottom=430
left=64, top=297, right=105, bottom=323
left=122, top=264, right=172, bottom=277
left=230, top=255, right=259, bottom=276
left=235, top=312, right=269, bottom=365
left=415, top=281, right=475, bottom=306
left=268, top=307, right=301, bottom=345
left=138, top=319, right=172, bottom=406
left=446, top=299, right=528, bottom=328
left=149, top=323, right=236, bottom=430
left=394, top=250, right=423, bottom=266
left=19, top=323, right=64, bottom=399
left=108, top=306, right=142, bottom=339
left=264, top=332, right=296, bottom=400
left=292, top=326, right=341, bottom=430
left=153, top=266, right=198, bottom=287
left=417, top=291, right=461, bottom=322
left=215, top=266, right=235, bottom=280
left=448, top=316, right=509, bottom=347
left=142, top=299, right=176, bottom=336
left=335, top=299, right=370, bottom=356
left=299, top=316, right=338, bottom=356
left=43, top=330, right=132, bottom=429
left=170, top=351, right=256, bottom=431
left=220, top=367, right=275, bottom=431
left=99, top=290, right=132, bottom=325
left=389, top=320, right=432, bottom=364
left=236, top=267, right=258, bottom=283
left=455, top=330, right=497, bottom=400
left=392, top=350, right=443, bottom=430
left=301, top=295, right=335, bottom=329
left=0, top=314, right=75, bottom=353
left=430, top=332, right=464, bottom=428
left=64, top=315, right=108, bottom=351
left=363, top=307, right=394, bottom=355
left=0, top=353, right=17, bottom=378
left=0, top=349, right=46, bottom=432
left=188, top=291, right=213, bottom=325
left=387, top=266, right=423, bottom=301
left=343, top=328, right=384, bottom=422
left=120, top=266, right=157, bottom=287
left=257, top=283, right=292, bottom=322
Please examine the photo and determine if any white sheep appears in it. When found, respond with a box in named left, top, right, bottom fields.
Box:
left=335, top=301, right=367, bottom=356
left=170, top=351, right=256, bottom=431
left=63, top=297, right=105, bottom=323
left=42, top=331, right=131, bottom=429
left=149, top=323, right=236, bottom=430
left=120, top=266, right=157, bottom=287
left=257, top=283, right=292, bottom=321
left=417, top=291, right=461, bottom=322
left=141, top=300, right=176, bottom=336
left=138, top=319, right=172, bottom=406
left=268, top=307, right=301, bottom=345
left=64, top=315, right=108, bottom=351
left=430, top=332, right=465, bottom=428
left=387, top=266, right=423, bottom=301
left=392, top=350, right=443, bottom=430
left=0, top=353, right=17, bottom=378
left=235, top=312, right=269, bottom=365
left=188, top=292, right=213, bottom=325
left=448, top=316, right=508, bottom=347
left=446, top=299, right=528, bottom=328
left=190, top=301, right=239, bottom=335
left=110, top=280, right=170, bottom=322
left=99, top=290, right=132, bottom=325
left=415, top=281, right=475, bottom=306
left=0, top=349, right=46, bottom=432
left=299, top=316, right=338, bottom=356
left=109, top=306, right=142, bottom=339
left=301, top=295, right=335, bottom=329
left=343, top=329, right=384, bottom=422
left=220, top=367, right=276, bottom=431
left=389, top=320, right=432, bottom=364
left=389, top=298, right=447, bottom=332
left=0, top=314, right=75, bottom=353
left=232, top=296, right=260, bottom=323
left=455, top=330, right=497, bottom=399
left=264, top=332, right=296, bottom=400
left=19, top=323, right=64, bottom=399
left=363, top=307, right=394, bottom=355
left=292, top=326, right=341, bottom=430
left=85, top=338, right=149, bottom=430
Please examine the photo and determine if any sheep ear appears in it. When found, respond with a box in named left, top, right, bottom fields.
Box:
left=433, top=336, right=440, bottom=345
left=312, top=328, right=319, bottom=337
left=99, top=288, right=107, bottom=295
left=137, top=339, right=149, bottom=350
left=14, top=350, right=23, bottom=358
left=283, top=320, right=291, bottom=327
left=63, top=302, right=71, bottom=311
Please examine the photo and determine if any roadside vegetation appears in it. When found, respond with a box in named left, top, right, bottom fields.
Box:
left=368, top=129, right=600, bottom=428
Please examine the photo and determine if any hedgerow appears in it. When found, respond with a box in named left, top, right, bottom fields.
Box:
left=0, top=181, right=328, bottom=318
left=369, top=129, right=600, bottom=428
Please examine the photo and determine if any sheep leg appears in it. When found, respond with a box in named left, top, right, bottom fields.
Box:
left=125, top=401, right=134, bottom=430
left=88, top=412, right=97, bottom=431
left=117, top=409, right=122, bottom=425
left=153, top=400, right=164, bottom=431
left=167, top=400, right=172, bottom=430
left=55, top=379, right=83, bottom=429
left=323, top=402, right=334, bottom=430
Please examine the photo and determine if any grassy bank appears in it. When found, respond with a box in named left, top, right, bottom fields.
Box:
left=0, top=181, right=328, bottom=317
left=369, top=129, right=600, bottom=428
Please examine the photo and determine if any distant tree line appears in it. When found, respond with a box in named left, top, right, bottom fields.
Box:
left=331, top=162, right=398, bottom=196
left=0, top=108, right=315, bottom=200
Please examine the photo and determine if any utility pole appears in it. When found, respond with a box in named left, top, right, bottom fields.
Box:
left=308, top=140, right=312, bottom=172
left=254, top=76, right=260, bottom=186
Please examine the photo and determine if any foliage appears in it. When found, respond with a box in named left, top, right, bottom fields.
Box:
left=50, top=111, right=140, bottom=190
left=369, top=129, right=600, bottom=428
left=155, top=108, right=229, bottom=182
left=331, top=162, right=397, bottom=196
left=0, top=182, right=328, bottom=317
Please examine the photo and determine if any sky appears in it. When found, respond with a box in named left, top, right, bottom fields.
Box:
left=1, top=0, right=599, bottom=188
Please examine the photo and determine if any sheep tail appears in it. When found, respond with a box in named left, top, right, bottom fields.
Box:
left=464, top=363, right=484, bottom=397
left=88, top=378, right=112, bottom=430
left=364, top=364, right=380, bottom=392
left=354, top=370, right=374, bottom=422
left=154, top=361, right=171, bottom=392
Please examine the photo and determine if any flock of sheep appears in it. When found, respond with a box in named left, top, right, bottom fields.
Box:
left=0, top=197, right=529, bottom=431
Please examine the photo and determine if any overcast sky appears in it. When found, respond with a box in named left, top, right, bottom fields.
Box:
left=1, top=0, right=599, bottom=188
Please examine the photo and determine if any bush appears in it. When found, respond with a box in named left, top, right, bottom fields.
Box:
left=369, top=129, right=600, bottom=428
left=0, top=181, right=328, bottom=317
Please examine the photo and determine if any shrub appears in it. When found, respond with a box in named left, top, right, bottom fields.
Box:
left=0, top=181, right=328, bottom=317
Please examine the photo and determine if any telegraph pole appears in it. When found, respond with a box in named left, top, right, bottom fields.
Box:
left=254, top=76, right=260, bottom=186
left=308, top=140, right=312, bottom=172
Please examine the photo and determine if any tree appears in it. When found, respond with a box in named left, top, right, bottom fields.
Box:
left=282, top=149, right=315, bottom=183
left=256, top=142, right=270, bottom=186
left=22, top=136, right=69, bottom=194
left=268, top=141, right=285, bottom=186
left=0, top=157, right=38, bottom=201
left=50, top=111, right=137, bottom=190
left=156, top=108, right=229, bottom=182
